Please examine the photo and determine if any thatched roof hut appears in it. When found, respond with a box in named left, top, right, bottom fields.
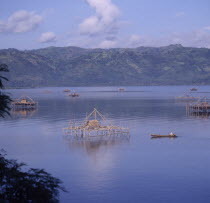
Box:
left=85, top=120, right=100, bottom=129
left=11, top=96, right=37, bottom=109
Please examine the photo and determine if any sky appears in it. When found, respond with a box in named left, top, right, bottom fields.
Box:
left=0, top=0, right=210, bottom=49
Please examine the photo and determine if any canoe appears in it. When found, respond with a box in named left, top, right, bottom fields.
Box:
left=190, top=88, right=197, bottom=91
left=151, top=134, right=177, bottom=138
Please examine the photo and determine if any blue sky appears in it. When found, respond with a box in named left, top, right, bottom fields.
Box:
left=0, top=0, right=210, bottom=49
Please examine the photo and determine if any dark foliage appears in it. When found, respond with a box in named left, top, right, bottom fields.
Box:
left=0, top=94, right=11, bottom=118
left=0, top=150, right=66, bottom=203
left=0, top=65, right=66, bottom=202
left=0, top=64, right=9, bottom=89
left=0, top=64, right=11, bottom=117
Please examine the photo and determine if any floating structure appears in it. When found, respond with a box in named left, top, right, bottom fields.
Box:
left=151, top=132, right=177, bottom=138
left=119, top=88, right=125, bottom=92
left=186, top=98, right=210, bottom=114
left=11, top=96, right=37, bottom=109
left=63, top=89, right=71, bottom=93
left=190, top=88, right=198, bottom=91
left=63, top=108, right=130, bottom=139
left=69, top=92, right=79, bottom=97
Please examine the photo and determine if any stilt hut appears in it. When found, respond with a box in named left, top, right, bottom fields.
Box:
left=190, top=88, right=198, bottom=91
left=63, top=89, right=71, bottom=93
left=69, top=91, right=79, bottom=97
left=186, top=97, right=210, bottom=115
left=63, top=108, right=130, bottom=139
left=11, top=96, right=37, bottom=109
left=119, top=88, right=125, bottom=92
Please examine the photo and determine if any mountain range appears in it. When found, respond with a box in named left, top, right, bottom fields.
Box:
left=1, top=44, right=210, bottom=87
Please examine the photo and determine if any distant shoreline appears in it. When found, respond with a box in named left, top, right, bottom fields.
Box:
left=5, top=84, right=210, bottom=90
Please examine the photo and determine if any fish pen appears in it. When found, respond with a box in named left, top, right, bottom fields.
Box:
left=186, top=98, right=210, bottom=115
left=11, top=96, right=38, bottom=109
left=63, top=108, right=130, bottom=139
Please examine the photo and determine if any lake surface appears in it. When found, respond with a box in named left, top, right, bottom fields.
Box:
left=1, top=86, right=210, bottom=203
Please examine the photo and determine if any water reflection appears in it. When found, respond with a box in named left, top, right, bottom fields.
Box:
left=187, top=111, right=210, bottom=119
left=11, top=108, right=37, bottom=118
left=8, top=98, right=186, bottom=123
left=2, top=86, right=210, bottom=203
left=64, top=136, right=130, bottom=156
left=151, top=136, right=177, bottom=140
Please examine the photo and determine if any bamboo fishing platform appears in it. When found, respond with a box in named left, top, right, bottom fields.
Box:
left=63, top=108, right=130, bottom=139
left=11, top=96, right=38, bottom=109
left=186, top=98, right=210, bottom=114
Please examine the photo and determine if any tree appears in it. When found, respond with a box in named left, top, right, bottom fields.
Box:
left=0, top=150, right=66, bottom=202
left=0, top=65, right=66, bottom=202
left=0, top=64, right=11, bottom=117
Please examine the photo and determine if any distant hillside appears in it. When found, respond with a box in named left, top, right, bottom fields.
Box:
left=1, top=44, right=210, bottom=87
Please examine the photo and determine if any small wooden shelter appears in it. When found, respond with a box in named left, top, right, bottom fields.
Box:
left=119, top=88, right=125, bottom=92
left=63, top=108, right=130, bottom=139
left=63, top=89, right=71, bottom=93
left=190, top=88, right=198, bottom=91
left=11, top=96, right=37, bottom=109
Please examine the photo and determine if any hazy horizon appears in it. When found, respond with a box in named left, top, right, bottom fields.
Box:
left=1, top=43, right=209, bottom=51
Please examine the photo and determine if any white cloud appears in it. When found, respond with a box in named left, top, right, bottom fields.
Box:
left=98, top=39, right=117, bottom=48
left=126, top=29, right=210, bottom=48
left=39, top=32, right=56, bottom=43
left=204, top=26, right=210, bottom=31
left=158, top=30, right=210, bottom=48
left=0, top=10, right=43, bottom=33
left=68, top=28, right=210, bottom=48
left=79, top=0, right=120, bottom=35
left=128, top=34, right=142, bottom=46
left=175, top=12, right=185, bottom=17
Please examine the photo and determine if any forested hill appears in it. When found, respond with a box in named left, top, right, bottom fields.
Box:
left=1, top=44, right=210, bottom=88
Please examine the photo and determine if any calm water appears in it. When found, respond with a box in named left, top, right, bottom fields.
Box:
left=1, top=86, right=210, bottom=203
